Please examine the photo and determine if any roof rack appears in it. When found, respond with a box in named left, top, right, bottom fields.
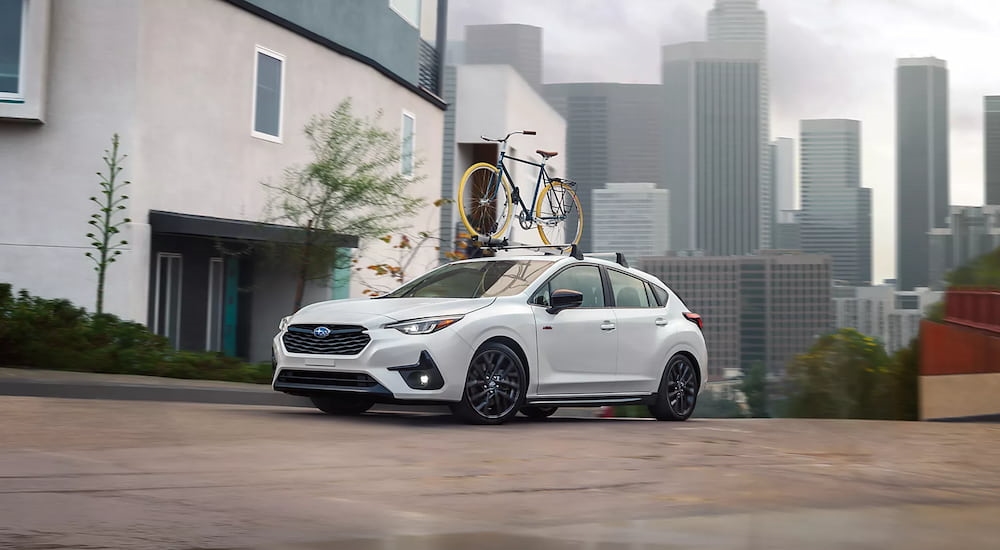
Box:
left=470, top=236, right=584, bottom=260
left=584, top=252, right=630, bottom=268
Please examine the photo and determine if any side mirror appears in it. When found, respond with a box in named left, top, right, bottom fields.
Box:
left=546, top=289, right=584, bottom=314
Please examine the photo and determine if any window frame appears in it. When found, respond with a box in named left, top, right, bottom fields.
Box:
left=389, top=0, right=421, bottom=28
left=606, top=268, right=656, bottom=309
left=0, top=0, right=26, bottom=102
left=401, top=110, right=416, bottom=177
left=153, top=252, right=183, bottom=350
left=251, top=45, right=286, bottom=143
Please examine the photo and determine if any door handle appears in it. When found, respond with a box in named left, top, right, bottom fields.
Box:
left=655, top=318, right=668, bottom=326
left=600, top=322, right=616, bottom=331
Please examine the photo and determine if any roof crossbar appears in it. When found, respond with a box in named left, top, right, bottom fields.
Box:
left=470, top=236, right=583, bottom=260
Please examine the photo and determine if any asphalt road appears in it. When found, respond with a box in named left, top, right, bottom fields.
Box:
left=2, top=396, right=1000, bottom=549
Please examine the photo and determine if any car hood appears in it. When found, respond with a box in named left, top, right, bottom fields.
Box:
left=290, top=297, right=497, bottom=327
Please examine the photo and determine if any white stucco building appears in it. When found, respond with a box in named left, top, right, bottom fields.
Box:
left=0, top=0, right=447, bottom=362
left=440, top=56, right=566, bottom=252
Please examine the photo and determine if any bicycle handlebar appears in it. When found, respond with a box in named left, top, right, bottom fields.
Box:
left=480, top=130, right=537, bottom=143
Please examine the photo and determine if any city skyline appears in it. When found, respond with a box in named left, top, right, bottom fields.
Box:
left=448, top=0, right=1000, bottom=282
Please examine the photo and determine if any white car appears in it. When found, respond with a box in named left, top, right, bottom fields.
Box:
left=271, top=249, right=708, bottom=424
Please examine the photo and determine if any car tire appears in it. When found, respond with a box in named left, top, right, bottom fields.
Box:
left=451, top=342, right=527, bottom=425
left=520, top=406, right=558, bottom=419
left=310, top=395, right=375, bottom=416
left=648, top=354, right=698, bottom=421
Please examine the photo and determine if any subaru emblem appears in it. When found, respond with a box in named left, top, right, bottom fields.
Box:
left=313, top=326, right=332, bottom=338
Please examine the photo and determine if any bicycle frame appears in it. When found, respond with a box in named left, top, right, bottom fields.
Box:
left=490, top=143, right=550, bottom=225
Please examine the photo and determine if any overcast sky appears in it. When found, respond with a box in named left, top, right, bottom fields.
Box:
left=447, top=0, right=1000, bottom=283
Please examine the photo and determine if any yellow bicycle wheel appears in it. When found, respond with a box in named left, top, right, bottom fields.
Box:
left=457, top=162, right=514, bottom=241
left=535, top=181, right=583, bottom=247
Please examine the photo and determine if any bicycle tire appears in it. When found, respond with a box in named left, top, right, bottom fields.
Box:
left=534, top=180, right=583, bottom=247
left=457, top=162, right=514, bottom=241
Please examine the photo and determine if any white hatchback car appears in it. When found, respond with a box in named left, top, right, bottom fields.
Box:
left=271, top=250, right=708, bottom=424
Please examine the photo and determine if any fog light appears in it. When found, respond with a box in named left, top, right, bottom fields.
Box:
left=419, top=374, right=430, bottom=386
left=389, top=351, right=445, bottom=390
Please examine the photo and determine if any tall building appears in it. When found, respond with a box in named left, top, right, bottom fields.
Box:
left=544, top=83, right=664, bottom=252
left=799, top=119, right=872, bottom=285
left=591, top=183, right=669, bottom=259
left=662, top=41, right=761, bottom=255
left=928, top=205, right=1000, bottom=288
left=774, top=210, right=802, bottom=250
left=986, top=96, right=1000, bottom=205
left=0, top=0, right=448, bottom=362
left=707, top=0, right=771, bottom=248
left=896, top=57, right=949, bottom=290
left=833, top=284, right=941, bottom=353
left=639, top=251, right=832, bottom=378
left=463, top=24, right=542, bottom=91
left=771, top=138, right=796, bottom=212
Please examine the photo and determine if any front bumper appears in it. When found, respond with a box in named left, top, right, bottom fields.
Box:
left=271, top=326, right=474, bottom=403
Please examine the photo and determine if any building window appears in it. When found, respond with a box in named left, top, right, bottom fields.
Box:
left=252, top=46, right=284, bottom=141
left=154, top=253, right=183, bottom=350
left=401, top=111, right=415, bottom=177
left=390, top=0, right=421, bottom=28
left=0, top=0, right=24, bottom=99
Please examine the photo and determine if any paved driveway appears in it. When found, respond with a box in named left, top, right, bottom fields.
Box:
left=2, top=396, right=999, bottom=549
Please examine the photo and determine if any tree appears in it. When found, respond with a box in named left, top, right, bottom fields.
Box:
left=740, top=361, right=770, bottom=418
left=264, top=99, right=424, bottom=312
left=85, top=134, right=131, bottom=314
left=784, top=328, right=893, bottom=419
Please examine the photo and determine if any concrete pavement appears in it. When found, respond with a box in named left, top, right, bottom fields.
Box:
left=2, top=395, right=999, bottom=549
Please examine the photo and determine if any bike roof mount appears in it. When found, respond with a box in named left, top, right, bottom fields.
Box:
left=470, top=235, right=584, bottom=260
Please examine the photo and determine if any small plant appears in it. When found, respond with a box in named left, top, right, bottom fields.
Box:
left=85, top=134, right=131, bottom=314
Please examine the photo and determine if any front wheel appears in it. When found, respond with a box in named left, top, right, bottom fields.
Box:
left=457, top=162, right=514, bottom=241
left=648, top=355, right=699, bottom=421
left=451, top=342, right=526, bottom=425
left=535, top=181, right=583, bottom=247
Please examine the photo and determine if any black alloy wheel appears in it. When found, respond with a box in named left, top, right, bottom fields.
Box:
left=648, top=354, right=698, bottom=421
left=451, top=342, right=526, bottom=425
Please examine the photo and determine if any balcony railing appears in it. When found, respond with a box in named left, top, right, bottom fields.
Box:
left=417, top=39, right=441, bottom=96
left=944, top=289, right=1000, bottom=333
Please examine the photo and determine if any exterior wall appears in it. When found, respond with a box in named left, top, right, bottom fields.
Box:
left=0, top=0, right=143, bottom=317
left=774, top=209, right=801, bottom=250
left=450, top=64, right=565, bottom=247
left=771, top=137, right=795, bottom=212
left=543, top=82, right=663, bottom=252
left=661, top=42, right=761, bottom=256
left=985, top=96, right=1000, bottom=205
left=799, top=119, right=871, bottom=285
left=592, top=183, right=669, bottom=258
left=896, top=57, right=949, bottom=291
left=920, top=319, right=1000, bottom=420
left=834, top=284, right=941, bottom=353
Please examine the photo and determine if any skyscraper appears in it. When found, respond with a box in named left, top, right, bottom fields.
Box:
left=799, top=119, right=872, bottom=285
left=591, top=183, right=670, bottom=259
left=896, top=57, right=949, bottom=290
left=544, top=83, right=664, bottom=252
left=986, top=96, right=1000, bottom=205
left=463, top=24, right=543, bottom=91
left=662, top=41, right=761, bottom=255
left=707, top=0, right=771, bottom=249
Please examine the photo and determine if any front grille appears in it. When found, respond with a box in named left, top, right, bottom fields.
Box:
left=276, top=370, right=378, bottom=388
left=282, top=324, right=370, bottom=355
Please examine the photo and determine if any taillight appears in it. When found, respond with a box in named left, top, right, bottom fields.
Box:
left=683, top=312, right=703, bottom=331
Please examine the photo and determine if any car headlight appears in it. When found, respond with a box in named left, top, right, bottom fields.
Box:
left=384, top=315, right=464, bottom=335
left=278, top=316, right=291, bottom=331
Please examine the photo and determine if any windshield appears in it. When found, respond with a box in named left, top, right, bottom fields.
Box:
left=383, top=260, right=553, bottom=299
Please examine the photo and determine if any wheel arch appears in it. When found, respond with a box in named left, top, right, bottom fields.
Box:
left=479, top=335, right=531, bottom=390
left=662, top=343, right=706, bottom=393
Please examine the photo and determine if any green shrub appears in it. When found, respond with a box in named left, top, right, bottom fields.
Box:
left=0, top=284, right=268, bottom=384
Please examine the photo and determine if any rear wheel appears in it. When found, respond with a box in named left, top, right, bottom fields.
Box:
left=648, top=354, right=698, bottom=421
left=520, top=406, right=558, bottom=419
left=451, top=342, right=526, bottom=425
left=310, top=395, right=375, bottom=416
left=535, top=180, right=583, bottom=247
left=457, top=163, right=514, bottom=241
